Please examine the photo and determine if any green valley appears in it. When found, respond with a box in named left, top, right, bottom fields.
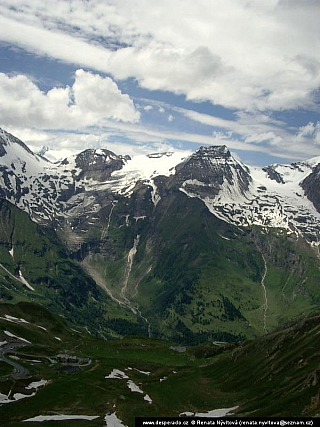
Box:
left=0, top=302, right=319, bottom=426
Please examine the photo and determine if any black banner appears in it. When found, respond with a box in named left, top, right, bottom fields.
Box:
left=135, top=418, right=318, bottom=427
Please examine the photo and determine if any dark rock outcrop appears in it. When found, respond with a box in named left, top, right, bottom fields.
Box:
left=301, top=163, right=320, bottom=213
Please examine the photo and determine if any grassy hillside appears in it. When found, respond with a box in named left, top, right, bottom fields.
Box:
left=0, top=200, right=147, bottom=338
left=88, top=190, right=320, bottom=344
left=0, top=302, right=319, bottom=426
left=2, top=189, right=320, bottom=345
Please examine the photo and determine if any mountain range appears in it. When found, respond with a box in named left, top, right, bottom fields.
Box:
left=0, top=127, right=320, bottom=344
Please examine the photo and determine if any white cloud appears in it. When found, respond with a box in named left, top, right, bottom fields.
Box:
left=174, top=106, right=320, bottom=159
left=244, top=132, right=283, bottom=146
left=178, top=108, right=286, bottom=140
left=296, top=121, right=320, bottom=145
left=1, top=1, right=320, bottom=163
left=0, top=0, right=319, bottom=111
left=72, top=69, right=140, bottom=123
left=0, top=70, right=140, bottom=129
left=8, top=111, right=320, bottom=164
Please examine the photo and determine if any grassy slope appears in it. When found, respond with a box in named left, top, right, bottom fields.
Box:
left=0, top=200, right=146, bottom=338
left=0, top=302, right=319, bottom=427
left=132, top=193, right=320, bottom=343
left=80, top=189, right=320, bottom=344
left=2, top=185, right=319, bottom=346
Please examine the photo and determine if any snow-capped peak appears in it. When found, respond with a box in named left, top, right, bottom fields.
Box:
left=0, top=126, right=320, bottom=244
left=0, top=128, right=47, bottom=175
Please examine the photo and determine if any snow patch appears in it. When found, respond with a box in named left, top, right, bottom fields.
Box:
left=104, top=412, right=127, bottom=427
left=1, top=315, right=29, bottom=324
left=105, top=369, right=129, bottom=380
left=106, top=369, right=151, bottom=404
left=180, top=406, right=239, bottom=417
left=144, top=394, right=152, bottom=404
left=25, top=380, right=48, bottom=390
left=133, top=216, right=146, bottom=222
left=23, top=414, right=99, bottom=422
left=127, top=380, right=143, bottom=394
left=0, top=392, right=35, bottom=405
left=219, top=235, right=231, bottom=241
left=4, top=330, right=31, bottom=343
left=134, top=369, right=150, bottom=376
left=149, top=180, right=161, bottom=206
left=18, top=270, right=35, bottom=291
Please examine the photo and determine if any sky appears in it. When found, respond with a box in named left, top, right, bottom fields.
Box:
left=0, top=0, right=320, bottom=166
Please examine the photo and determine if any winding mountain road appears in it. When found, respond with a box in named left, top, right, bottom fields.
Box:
left=0, top=342, right=29, bottom=379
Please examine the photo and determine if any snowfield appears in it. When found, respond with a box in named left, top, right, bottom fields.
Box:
left=180, top=406, right=239, bottom=417
left=23, top=414, right=100, bottom=422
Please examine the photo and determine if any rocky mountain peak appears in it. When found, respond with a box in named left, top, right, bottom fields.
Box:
left=175, top=144, right=251, bottom=190
left=60, top=148, right=131, bottom=182
left=196, top=144, right=230, bottom=158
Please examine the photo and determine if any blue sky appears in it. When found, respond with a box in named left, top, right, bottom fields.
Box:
left=0, top=0, right=320, bottom=166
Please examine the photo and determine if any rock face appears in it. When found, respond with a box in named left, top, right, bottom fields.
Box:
left=172, top=145, right=248, bottom=194
left=262, top=165, right=285, bottom=184
left=301, top=163, right=320, bottom=214
left=173, top=145, right=251, bottom=202
left=73, top=149, right=130, bottom=181
left=176, top=145, right=251, bottom=187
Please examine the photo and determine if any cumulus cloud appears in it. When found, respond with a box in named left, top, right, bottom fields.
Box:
left=72, top=69, right=140, bottom=123
left=0, top=70, right=140, bottom=129
left=0, top=0, right=320, bottom=111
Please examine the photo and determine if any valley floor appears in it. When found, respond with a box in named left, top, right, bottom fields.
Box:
left=0, top=303, right=319, bottom=426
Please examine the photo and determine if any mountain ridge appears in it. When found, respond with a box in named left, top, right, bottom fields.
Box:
left=1, top=126, right=320, bottom=242
left=1, top=127, right=320, bottom=343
